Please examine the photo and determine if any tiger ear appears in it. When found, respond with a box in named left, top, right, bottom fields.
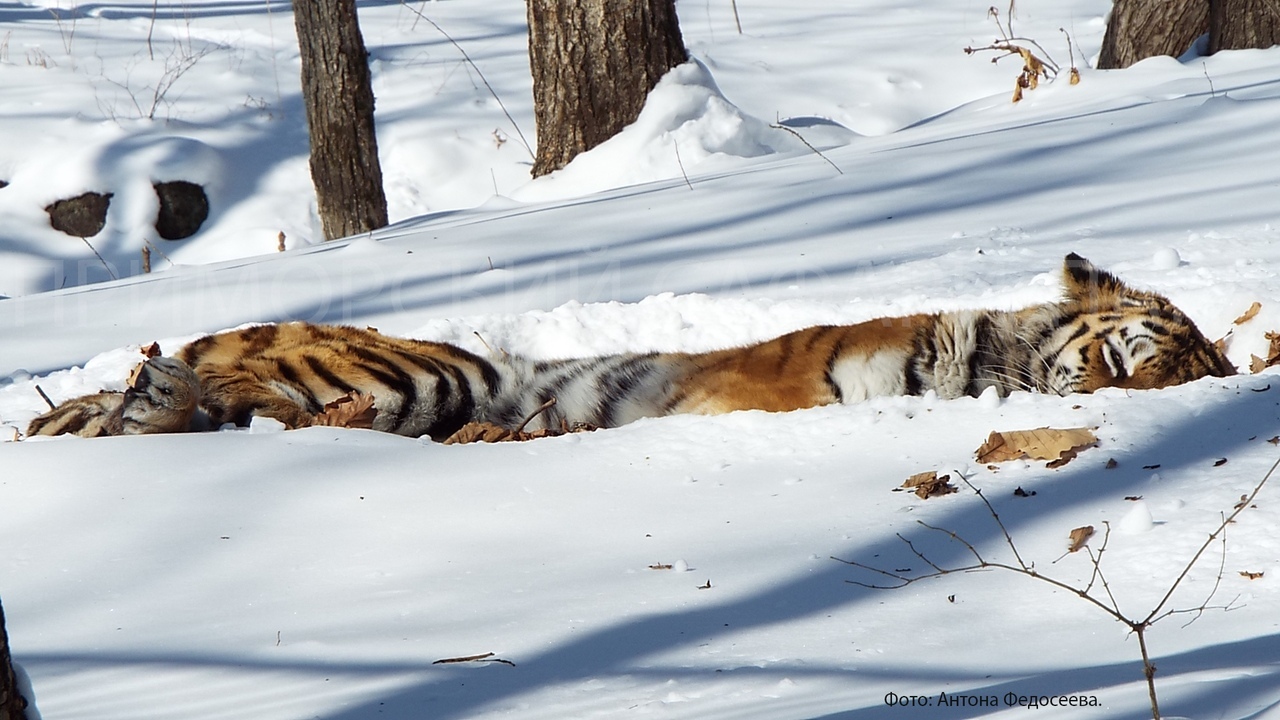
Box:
left=1062, top=253, right=1150, bottom=307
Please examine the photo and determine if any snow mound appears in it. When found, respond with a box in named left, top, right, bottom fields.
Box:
left=513, top=60, right=854, bottom=203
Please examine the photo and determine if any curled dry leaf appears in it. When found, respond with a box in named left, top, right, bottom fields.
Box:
left=313, top=391, right=378, bottom=429
left=975, top=427, right=1097, bottom=467
left=648, top=563, right=674, bottom=571
left=140, top=342, right=162, bottom=358
left=1240, top=571, right=1265, bottom=580
left=1249, top=331, right=1280, bottom=373
left=1233, top=301, right=1263, bottom=325
left=443, top=420, right=596, bottom=445
left=1067, top=525, right=1095, bottom=553
left=898, top=471, right=957, bottom=499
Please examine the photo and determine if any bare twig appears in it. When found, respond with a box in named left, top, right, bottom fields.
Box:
left=836, top=455, right=1277, bottom=720
left=432, top=652, right=516, bottom=667
left=398, top=2, right=534, bottom=160
left=34, top=385, right=57, bottom=411
left=514, top=397, right=557, bottom=435
left=79, top=237, right=117, bottom=280
left=769, top=124, right=843, bottom=175
left=731, top=0, right=743, bottom=34
left=673, top=142, right=693, bottom=190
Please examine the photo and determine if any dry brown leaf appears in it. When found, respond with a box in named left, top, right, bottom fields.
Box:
left=140, top=342, right=162, bottom=358
left=898, top=471, right=957, bottom=499
left=443, top=419, right=596, bottom=445
left=975, top=427, right=1097, bottom=466
left=1251, top=331, right=1280, bottom=373
left=1068, top=67, right=1080, bottom=85
left=1240, top=571, right=1265, bottom=580
left=313, top=391, right=378, bottom=429
left=1233, top=301, right=1263, bottom=325
left=648, top=563, right=674, bottom=571
left=1067, top=525, right=1095, bottom=553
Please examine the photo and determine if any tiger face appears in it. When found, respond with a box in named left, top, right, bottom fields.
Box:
left=1040, top=254, right=1235, bottom=396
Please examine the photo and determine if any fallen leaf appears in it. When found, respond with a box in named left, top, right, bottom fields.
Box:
left=648, top=563, right=673, bottom=571
left=1233, top=301, right=1263, bottom=325
left=975, top=427, right=1097, bottom=466
left=1012, top=486, right=1037, bottom=497
left=1250, top=331, right=1280, bottom=373
left=1124, top=495, right=1143, bottom=501
left=1240, top=571, right=1265, bottom=580
left=1105, top=458, right=1118, bottom=469
left=1143, top=464, right=1161, bottom=470
left=313, top=391, right=378, bottom=429
left=443, top=419, right=596, bottom=445
left=1068, top=67, right=1080, bottom=85
left=1270, top=436, right=1280, bottom=445
left=1067, top=526, right=1095, bottom=553
left=1214, top=458, right=1228, bottom=467
left=898, top=471, right=957, bottom=499
left=140, top=342, right=162, bottom=358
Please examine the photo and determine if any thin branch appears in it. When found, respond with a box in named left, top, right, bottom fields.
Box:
left=673, top=141, right=693, bottom=190
left=769, top=123, right=842, bottom=174
left=956, top=473, right=1029, bottom=570
left=34, top=385, right=57, bottom=411
left=398, top=2, right=534, bottom=160
left=514, top=397, right=557, bottom=435
left=1141, top=455, right=1278, bottom=625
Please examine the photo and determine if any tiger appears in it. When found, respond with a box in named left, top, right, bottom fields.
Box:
left=25, top=254, right=1235, bottom=441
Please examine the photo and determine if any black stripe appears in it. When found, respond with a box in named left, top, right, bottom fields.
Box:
left=239, top=324, right=280, bottom=357
left=349, top=347, right=420, bottom=428
left=965, top=314, right=993, bottom=397
left=593, top=356, right=655, bottom=427
left=303, top=355, right=358, bottom=395
left=274, top=360, right=321, bottom=412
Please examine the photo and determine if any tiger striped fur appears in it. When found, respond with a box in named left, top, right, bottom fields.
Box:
left=26, top=254, right=1235, bottom=441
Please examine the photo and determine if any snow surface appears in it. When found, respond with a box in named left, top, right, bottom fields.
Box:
left=3, top=1, right=1280, bottom=718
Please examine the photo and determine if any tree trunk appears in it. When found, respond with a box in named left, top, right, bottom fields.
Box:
left=294, top=0, right=388, bottom=240
left=527, top=0, right=688, bottom=177
left=0, top=600, right=27, bottom=720
left=1210, top=0, right=1280, bottom=52
left=1097, top=0, right=1207, bottom=69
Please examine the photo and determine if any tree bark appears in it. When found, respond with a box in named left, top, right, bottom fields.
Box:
left=527, top=0, right=688, bottom=177
left=294, top=0, right=388, bottom=240
left=0, top=599, right=27, bottom=720
left=1097, top=0, right=1207, bottom=69
left=1209, top=0, right=1280, bottom=52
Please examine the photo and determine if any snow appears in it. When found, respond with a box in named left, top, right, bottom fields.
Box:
left=2, top=1, right=1280, bottom=718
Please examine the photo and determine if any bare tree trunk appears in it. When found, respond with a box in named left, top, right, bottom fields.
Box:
left=0, top=600, right=27, bottom=720
left=294, top=0, right=388, bottom=240
left=1097, top=0, right=1206, bottom=69
left=1210, top=0, right=1280, bottom=52
left=527, top=0, right=688, bottom=177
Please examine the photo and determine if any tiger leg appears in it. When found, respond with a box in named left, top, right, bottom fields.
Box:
left=26, top=356, right=201, bottom=438
left=196, top=371, right=317, bottom=429
left=26, top=392, right=125, bottom=438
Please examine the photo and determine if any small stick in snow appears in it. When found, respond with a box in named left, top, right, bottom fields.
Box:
left=34, top=385, right=56, bottom=411
left=432, top=652, right=515, bottom=667
left=770, top=124, right=843, bottom=175
left=514, top=397, right=557, bottom=435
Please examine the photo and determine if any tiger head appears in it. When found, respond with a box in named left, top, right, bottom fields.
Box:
left=1039, top=253, right=1236, bottom=396
left=119, top=356, right=201, bottom=434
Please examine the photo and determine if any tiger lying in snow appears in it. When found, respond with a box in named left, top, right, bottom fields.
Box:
left=26, top=254, right=1235, bottom=441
